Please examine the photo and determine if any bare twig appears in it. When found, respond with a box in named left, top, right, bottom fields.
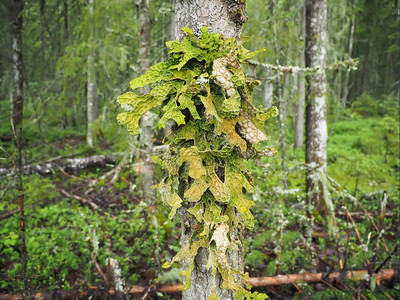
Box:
left=59, top=188, right=99, bottom=210
left=93, top=255, right=110, bottom=287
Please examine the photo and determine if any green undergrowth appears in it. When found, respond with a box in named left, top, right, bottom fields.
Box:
left=0, top=195, right=180, bottom=292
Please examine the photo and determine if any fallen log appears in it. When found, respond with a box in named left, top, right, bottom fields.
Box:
left=0, top=269, right=394, bottom=299
left=247, top=268, right=395, bottom=287
left=0, top=154, right=119, bottom=176
left=336, top=211, right=395, bottom=218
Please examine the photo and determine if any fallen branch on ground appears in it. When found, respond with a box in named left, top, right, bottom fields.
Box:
left=0, top=154, right=119, bottom=176
left=59, top=188, right=99, bottom=210
left=0, top=269, right=394, bottom=299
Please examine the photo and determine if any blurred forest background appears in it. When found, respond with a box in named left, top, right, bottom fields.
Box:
left=0, top=0, right=399, bottom=299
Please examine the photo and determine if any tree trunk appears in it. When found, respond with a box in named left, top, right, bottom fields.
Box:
left=305, top=0, right=328, bottom=215
left=40, top=0, right=46, bottom=80
left=172, top=1, right=247, bottom=299
left=294, top=3, right=306, bottom=149
left=9, top=0, right=24, bottom=131
left=86, top=0, right=98, bottom=147
left=278, top=75, right=288, bottom=190
left=7, top=1, right=29, bottom=297
left=135, top=0, right=156, bottom=204
left=342, top=0, right=357, bottom=106
left=263, top=69, right=273, bottom=108
left=63, top=0, right=69, bottom=43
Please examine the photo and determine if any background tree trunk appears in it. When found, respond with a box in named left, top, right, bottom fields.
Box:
left=9, top=0, right=24, bottom=131
left=40, top=0, right=47, bottom=80
left=263, top=69, right=273, bottom=108
left=294, top=3, right=306, bottom=149
left=86, top=0, right=98, bottom=147
left=63, top=0, right=69, bottom=43
left=172, top=1, right=247, bottom=299
left=341, top=0, right=357, bottom=106
left=135, top=0, right=156, bottom=204
left=305, top=0, right=328, bottom=215
left=7, top=1, right=29, bottom=297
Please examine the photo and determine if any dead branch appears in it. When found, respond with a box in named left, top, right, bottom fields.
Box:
left=0, top=154, right=119, bottom=176
left=336, top=211, right=395, bottom=218
left=93, top=255, right=110, bottom=287
left=108, top=258, right=126, bottom=299
left=59, top=188, right=99, bottom=210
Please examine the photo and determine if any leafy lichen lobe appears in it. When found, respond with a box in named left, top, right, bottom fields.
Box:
left=117, top=27, right=277, bottom=300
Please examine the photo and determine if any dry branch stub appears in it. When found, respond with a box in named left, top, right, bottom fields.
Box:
left=117, top=26, right=278, bottom=299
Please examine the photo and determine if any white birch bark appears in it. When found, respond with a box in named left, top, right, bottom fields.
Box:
left=135, top=0, right=156, bottom=203
left=87, top=0, right=98, bottom=147
left=305, top=0, right=328, bottom=214
left=294, top=3, right=306, bottom=149
left=172, top=1, right=247, bottom=298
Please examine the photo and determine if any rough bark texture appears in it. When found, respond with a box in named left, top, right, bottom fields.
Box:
left=305, top=0, right=328, bottom=214
left=9, top=0, right=24, bottom=130
left=173, top=0, right=247, bottom=41
left=294, top=3, right=306, bottom=149
left=86, top=0, right=98, bottom=147
left=136, top=0, right=156, bottom=203
left=172, top=1, right=247, bottom=299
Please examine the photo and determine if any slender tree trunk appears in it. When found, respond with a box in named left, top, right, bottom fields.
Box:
left=86, top=0, right=98, bottom=147
left=263, top=69, right=273, bottom=108
left=342, top=0, right=357, bottom=106
left=63, top=0, right=69, bottom=43
left=40, top=0, right=46, bottom=80
left=305, top=0, right=328, bottom=215
left=360, top=40, right=369, bottom=95
left=8, top=0, right=29, bottom=297
left=135, top=0, right=156, bottom=203
left=279, top=75, right=288, bottom=190
left=172, top=1, right=247, bottom=298
left=9, top=0, right=24, bottom=130
left=295, top=3, right=306, bottom=149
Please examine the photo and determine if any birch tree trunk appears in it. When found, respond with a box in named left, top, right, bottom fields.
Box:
left=305, top=0, right=328, bottom=215
left=172, top=1, right=247, bottom=298
left=86, top=0, right=98, bottom=147
left=294, top=3, right=306, bottom=149
left=135, top=0, right=156, bottom=203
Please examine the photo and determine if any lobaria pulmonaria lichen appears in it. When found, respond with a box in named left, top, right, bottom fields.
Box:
left=117, top=26, right=278, bottom=300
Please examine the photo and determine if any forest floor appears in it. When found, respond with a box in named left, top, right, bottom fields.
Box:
left=0, top=98, right=399, bottom=299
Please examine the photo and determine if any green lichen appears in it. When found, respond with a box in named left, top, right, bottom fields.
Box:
left=117, top=26, right=277, bottom=300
